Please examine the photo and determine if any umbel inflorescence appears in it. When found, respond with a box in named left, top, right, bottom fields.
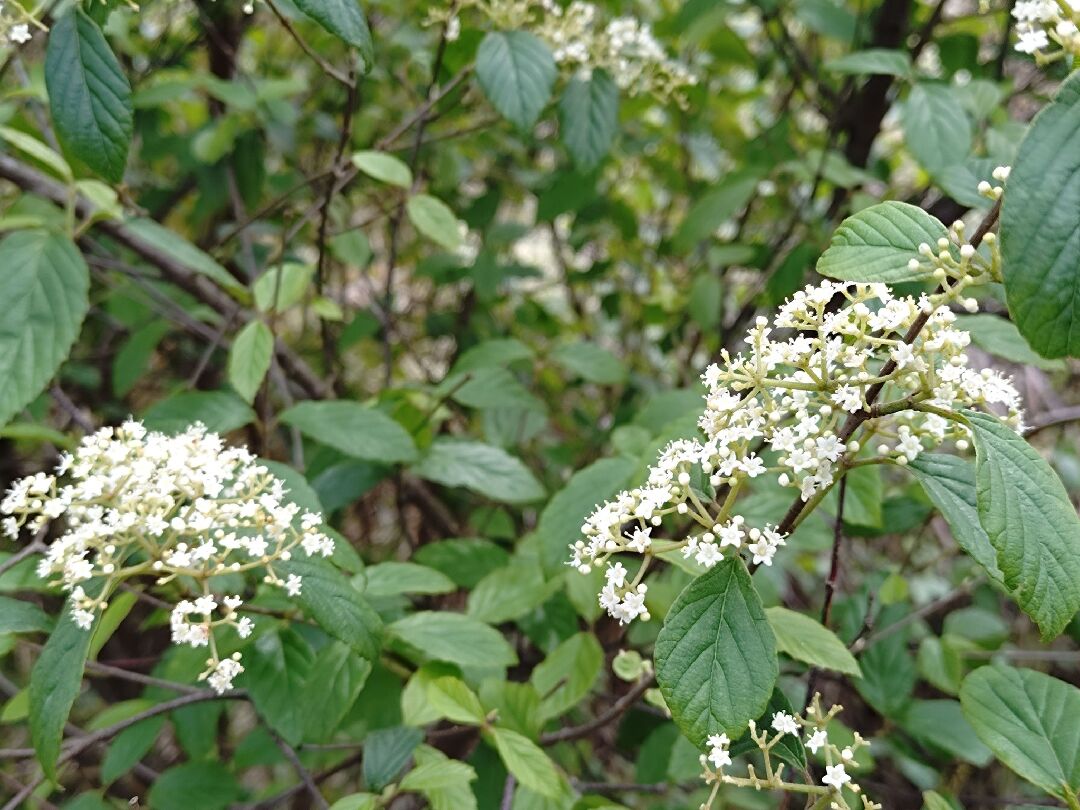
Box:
left=1, top=422, right=334, bottom=693
left=569, top=220, right=1022, bottom=627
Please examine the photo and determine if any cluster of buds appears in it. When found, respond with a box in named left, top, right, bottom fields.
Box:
left=569, top=219, right=1022, bottom=625
left=975, top=165, right=1011, bottom=202
left=700, top=696, right=879, bottom=810
left=430, top=0, right=696, bottom=101
left=1, top=421, right=335, bottom=693
left=1011, top=0, right=1080, bottom=58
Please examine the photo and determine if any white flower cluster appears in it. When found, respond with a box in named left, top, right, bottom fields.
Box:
left=1, top=421, right=335, bottom=693
left=700, top=699, right=879, bottom=810
left=571, top=243, right=1022, bottom=625
left=1012, top=0, right=1080, bottom=57
left=433, top=0, right=695, bottom=101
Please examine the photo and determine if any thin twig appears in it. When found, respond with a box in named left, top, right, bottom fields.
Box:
left=269, top=728, right=329, bottom=810
left=539, top=675, right=653, bottom=746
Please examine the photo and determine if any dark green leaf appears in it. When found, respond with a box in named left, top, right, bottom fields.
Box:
left=293, top=0, right=374, bottom=70
left=0, top=596, right=53, bottom=634
left=559, top=69, right=618, bottom=170
left=654, top=558, right=778, bottom=745
left=146, top=762, right=242, bottom=810
left=45, top=10, right=133, bottom=182
left=729, top=688, right=807, bottom=770
left=362, top=726, right=424, bottom=791
left=476, top=31, right=556, bottom=131
left=245, top=629, right=315, bottom=745
left=411, top=438, right=544, bottom=504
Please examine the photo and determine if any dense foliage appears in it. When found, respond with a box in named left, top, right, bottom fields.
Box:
left=2, top=1, right=1080, bottom=809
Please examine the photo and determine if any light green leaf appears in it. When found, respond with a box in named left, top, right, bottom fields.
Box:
left=824, top=48, right=911, bottom=77
left=907, top=453, right=1004, bottom=585
left=280, top=400, right=418, bottom=464
left=476, top=31, right=556, bottom=131
left=673, top=170, right=760, bottom=253
left=228, top=320, right=273, bottom=404
left=400, top=759, right=477, bottom=792
left=388, top=611, right=518, bottom=668
left=352, top=150, right=413, bottom=188
left=123, top=218, right=246, bottom=297
left=427, top=676, right=486, bottom=725
left=559, top=69, right=618, bottom=170
left=960, top=665, right=1080, bottom=801
left=816, top=201, right=948, bottom=282
left=654, top=558, right=778, bottom=745
left=0, top=595, right=53, bottom=635
left=443, top=367, right=545, bottom=412
left=530, top=632, right=603, bottom=722
left=0, top=126, right=72, bottom=180
left=0, top=230, right=89, bottom=429
left=467, top=564, right=555, bottom=624
left=955, top=314, right=1064, bottom=371
left=551, top=340, right=626, bottom=385
left=362, top=561, right=456, bottom=599
left=278, top=557, right=383, bottom=662
left=966, top=410, right=1080, bottom=640
left=292, top=0, right=374, bottom=71
left=842, top=465, right=882, bottom=528
left=412, top=438, right=544, bottom=504
left=487, top=726, right=562, bottom=798
left=142, top=390, right=255, bottom=434
left=30, top=593, right=95, bottom=779
left=902, top=83, right=973, bottom=174
left=922, top=791, right=956, bottom=810
left=45, top=10, right=133, bottom=182
left=253, top=262, right=314, bottom=312
left=245, top=629, right=315, bottom=745
left=406, top=194, right=463, bottom=250
left=329, top=794, right=379, bottom=810
left=451, top=338, right=534, bottom=375
left=409, top=746, right=479, bottom=810
left=1000, top=70, right=1080, bottom=359
left=765, top=607, right=862, bottom=677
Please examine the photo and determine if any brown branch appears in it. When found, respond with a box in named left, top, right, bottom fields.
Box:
left=268, top=728, right=329, bottom=810
left=539, top=675, right=653, bottom=746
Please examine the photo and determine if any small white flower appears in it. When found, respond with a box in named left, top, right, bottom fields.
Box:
left=771, top=711, right=799, bottom=736
left=822, top=763, right=851, bottom=790
left=806, top=728, right=828, bottom=754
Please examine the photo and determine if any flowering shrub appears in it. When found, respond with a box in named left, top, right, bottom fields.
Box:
left=2, top=2, right=1080, bottom=810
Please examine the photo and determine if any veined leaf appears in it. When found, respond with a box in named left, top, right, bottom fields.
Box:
left=293, top=0, right=374, bottom=71
left=816, top=201, right=947, bottom=283
left=476, top=31, right=556, bottom=131
left=765, top=606, right=862, bottom=677
left=559, top=69, right=618, bottom=170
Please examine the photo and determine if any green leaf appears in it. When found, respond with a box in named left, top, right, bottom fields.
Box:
left=902, top=83, right=973, bottom=174
left=123, top=218, right=246, bottom=297
left=146, top=762, right=242, bottom=810
left=856, top=615, right=916, bottom=717
left=302, top=641, right=371, bottom=741
left=362, top=726, right=424, bottom=791
left=228, top=320, right=273, bottom=404
left=966, top=410, right=1080, bottom=639
left=245, top=628, right=315, bottom=745
left=0, top=231, right=89, bottom=428
left=400, top=759, right=477, bottom=792
left=406, top=194, right=463, bottom=250
left=551, top=340, right=627, bottom=385
left=0, top=596, right=53, bottom=634
left=292, top=0, right=374, bottom=71
left=30, top=595, right=94, bottom=779
left=824, top=48, right=911, bottom=77
left=413, top=538, right=510, bottom=589
left=253, top=262, right=314, bottom=312
left=280, top=400, right=418, bottom=464
left=363, top=561, right=456, bottom=599
left=960, top=665, right=1080, bottom=801
left=405, top=746, right=479, bottom=810
left=329, top=794, right=379, bottom=810
left=907, top=453, right=1005, bottom=585
left=673, top=171, right=760, bottom=254
left=1000, top=70, right=1080, bottom=359
left=451, top=338, right=534, bottom=375
left=530, top=632, right=603, bottom=722
left=0, top=126, right=72, bottom=181
left=443, top=367, right=545, bottom=412
left=412, top=438, right=544, bottom=504
left=955, top=314, right=1064, bottom=371
left=842, top=465, right=882, bottom=529
left=142, top=390, right=255, bottom=434
left=352, top=150, right=413, bottom=188
left=816, top=201, right=948, bottom=283
left=388, top=611, right=518, bottom=668
left=559, top=69, right=619, bottom=170
left=729, top=688, right=808, bottom=771
left=487, top=726, right=562, bottom=798
left=101, top=715, right=164, bottom=785
left=765, top=607, right=862, bottom=677
left=922, top=791, right=956, bottom=810
left=900, top=699, right=993, bottom=767
left=45, top=10, right=133, bottom=182
left=427, top=676, right=486, bottom=725
left=467, top=563, right=555, bottom=625
left=476, top=31, right=556, bottom=131
left=278, top=557, right=383, bottom=662
left=654, top=558, right=778, bottom=745
left=537, top=456, right=637, bottom=573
